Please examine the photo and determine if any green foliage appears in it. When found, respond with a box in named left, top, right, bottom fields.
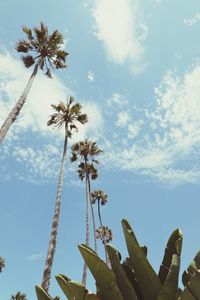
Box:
left=16, top=22, right=68, bottom=77
left=47, top=96, right=88, bottom=137
left=10, top=292, right=27, bottom=300
left=36, top=219, right=200, bottom=300
left=0, top=256, right=5, bottom=272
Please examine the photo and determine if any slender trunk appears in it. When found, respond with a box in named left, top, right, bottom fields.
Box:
left=41, top=131, right=68, bottom=292
left=88, top=179, right=97, bottom=252
left=0, top=62, right=39, bottom=144
left=82, top=159, right=90, bottom=286
left=98, top=200, right=108, bottom=264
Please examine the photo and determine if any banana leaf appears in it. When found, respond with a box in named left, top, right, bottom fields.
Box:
left=158, top=229, right=183, bottom=284
left=78, top=244, right=124, bottom=300
left=121, top=219, right=162, bottom=300
left=35, top=285, right=52, bottom=300
left=56, top=274, right=86, bottom=300
left=106, top=244, right=138, bottom=300
left=157, top=254, right=180, bottom=300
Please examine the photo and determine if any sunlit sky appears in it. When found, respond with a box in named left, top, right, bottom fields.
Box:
left=1, top=0, right=200, bottom=299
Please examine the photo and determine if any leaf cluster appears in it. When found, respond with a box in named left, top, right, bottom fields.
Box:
left=71, top=140, right=103, bottom=180
left=47, top=97, right=88, bottom=137
left=0, top=256, right=5, bottom=272
left=90, top=190, right=108, bottom=205
left=96, top=226, right=113, bottom=244
left=16, top=22, right=68, bottom=77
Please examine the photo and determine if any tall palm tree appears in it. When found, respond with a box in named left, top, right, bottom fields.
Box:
left=90, top=190, right=109, bottom=262
left=0, top=22, right=68, bottom=144
left=0, top=256, right=5, bottom=272
left=10, top=292, right=27, bottom=300
left=41, top=97, right=87, bottom=292
left=71, top=140, right=102, bottom=285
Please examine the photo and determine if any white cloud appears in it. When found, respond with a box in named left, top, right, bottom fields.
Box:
left=102, top=63, right=200, bottom=185
left=2, top=50, right=200, bottom=186
left=0, top=51, right=103, bottom=138
left=184, top=13, right=200, bottom=27
left=127, top=120, right=143, bottom=139
left=27, top=253, right=43, bottom=261
left=92, top=0, right=146, bottom=73
left=0, top=50, right=103, bottom=182
left=87, top=70, right=95, bottom=82
left=106, top=93, right=128, bottom=109
left=116, top=111, right=130, bottom=127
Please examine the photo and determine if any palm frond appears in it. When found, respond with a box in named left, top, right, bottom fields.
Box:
left=22, top=55, right=35, bottom=68
left=0, top=256, right=5, bottom=272
left=16, top=22, right=68, bottom=76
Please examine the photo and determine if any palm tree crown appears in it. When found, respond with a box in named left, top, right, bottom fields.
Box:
left=16, top=22, right=68, bottom=77
left=10, top=292, right=27, bottom=300
left=0, top=256, right=5, bottom=272
left=71, top=139, right=103, bottom=164
left=90, top=190, right=108, bottom=205
left=96, top=226, right=113, bottom=244
left=47, top=96, right=88, bottom=135
left=71, top=140, right=103, bottom=182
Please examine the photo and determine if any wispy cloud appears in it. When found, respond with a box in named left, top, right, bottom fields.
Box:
left=0, top=50, right=103, bottom=182
left=87, top=70, right=95, bottom=82
left=184, top=13, right=200, bottom=27
left=0, top=50, right=102, bottom=137
left=102, top=64, right=200, bottom=185
left=27, top=253, right=43, bottom=261
left=91, top=0, right=147, bottom=74
left=2, top=50, right=200, bottom=185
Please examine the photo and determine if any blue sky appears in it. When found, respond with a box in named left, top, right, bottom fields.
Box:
left=1, top=0, right=200, bottom=299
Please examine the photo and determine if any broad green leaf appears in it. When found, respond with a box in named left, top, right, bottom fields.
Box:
left=56, top=274, right=86, bottom=300
left=122, top=259, right=144, bottom=299
left=188, top=271, right=200, bottom=299
left=35, top=285, right=52, bottom=300
left=106, top=244, right=138, bottom=300
left=121, top=219, right=162, bottom=300
left=85, top=294, right=101, bottom=300
left=157, top=254, right=180, bottom=300
left=159, top=229, right=183, bottom=284
left=178, top=288, right=196, bottom=300
left=78, top=244, right=123, bottom=300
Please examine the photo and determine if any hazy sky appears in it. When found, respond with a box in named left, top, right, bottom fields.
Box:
left=1, top=0, right=200, bottom=299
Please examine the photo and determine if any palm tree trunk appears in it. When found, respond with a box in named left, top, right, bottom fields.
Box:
left=82, top=169, right=90, bottom=286
left=41, top=131, right=68, bottom=292
left=0, top=62, right=39, bottom=144
left=88, top=179, right=97, bottom=252
left=98, top=200, right=108, bottom=264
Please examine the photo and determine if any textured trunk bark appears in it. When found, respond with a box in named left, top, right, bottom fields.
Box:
left=98, top=200, right=108, bottom=264
left=41, top=131, right=68, bottom=292
left=82, top=163, right=90, bottom=286
left=0, top=62, right=39, bottom=144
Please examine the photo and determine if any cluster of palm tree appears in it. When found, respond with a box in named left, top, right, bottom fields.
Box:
left=71, top=140, right=112, bottom=284
left=91, top=190, right=113, bottom=264
left=0, top=22, right=113, bottom=297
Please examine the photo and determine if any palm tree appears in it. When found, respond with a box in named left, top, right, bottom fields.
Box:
left=10, top=292, right=27, bottom=300
left=0, top=256, right=5, bottom=272
left=90, top=190, right=109, bottom=262
left=96, top=225, right=113, bottom=264
left=41, top=97, right=88, bottom=292
left=71, top=140, right=102, bottom=285
left=0, top=22, right=68, bottom=144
